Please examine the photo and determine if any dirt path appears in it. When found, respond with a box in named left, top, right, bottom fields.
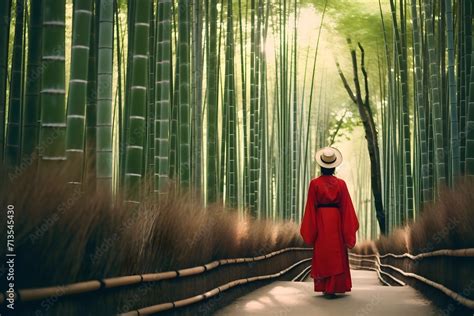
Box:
left=215, top=270, right=439, bottom=315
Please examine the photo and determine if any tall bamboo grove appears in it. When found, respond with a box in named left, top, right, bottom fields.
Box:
left=0, top=0, right=331, bottom=222
left=2, top=0, right=473, bottom=237
left=379, top=0, right=474, bottom=233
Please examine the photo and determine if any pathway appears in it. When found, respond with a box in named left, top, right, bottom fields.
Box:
left=216, top=269, right=439, bottom=315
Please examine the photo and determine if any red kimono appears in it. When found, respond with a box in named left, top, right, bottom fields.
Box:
left=300, top=175, right=359, bottom=294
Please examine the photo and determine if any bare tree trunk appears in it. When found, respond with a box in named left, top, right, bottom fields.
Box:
left=336, top=39, right=386, bottom=235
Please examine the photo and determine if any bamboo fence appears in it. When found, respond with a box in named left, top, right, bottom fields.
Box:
left=349, top=248, right=474, bottom=309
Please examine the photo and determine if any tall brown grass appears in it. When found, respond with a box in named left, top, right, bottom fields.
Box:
left=0, top=165, right=304, bottom=291
left=352, top=179, right=474, bottom=256
left=408, top=179, right=474, bottom=255
left=351, top=179, right=474, bottom=314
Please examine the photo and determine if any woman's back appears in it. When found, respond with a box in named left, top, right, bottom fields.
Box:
left=313, top=175, right=341, bottom=205
left=300, top=147, right=359, bottom=296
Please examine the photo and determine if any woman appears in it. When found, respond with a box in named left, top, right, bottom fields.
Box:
left=300, top=147, right=359, bottom=298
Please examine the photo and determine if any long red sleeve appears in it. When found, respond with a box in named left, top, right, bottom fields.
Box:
left=339, top=180, right=359, bottom=249
left=300, top=181, right=317, bottom=246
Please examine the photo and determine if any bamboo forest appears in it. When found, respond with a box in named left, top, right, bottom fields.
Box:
left=0, top=0, right=473, bottom=315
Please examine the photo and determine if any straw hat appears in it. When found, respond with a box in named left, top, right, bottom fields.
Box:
left=315, top=147, right=343, bottom=168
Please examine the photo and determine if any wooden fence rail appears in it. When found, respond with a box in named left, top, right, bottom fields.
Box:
left=0, top=247, right=312, bottom=307
left=120, top=258, right=312, bottom=315
left=349, top=248, right=474, bottom=309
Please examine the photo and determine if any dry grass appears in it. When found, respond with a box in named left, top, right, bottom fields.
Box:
left=352, top=240, right=377, bottom=255
left=350, top=180, right=474, bottom=314
left=408, top=179, right=474, bottom=254
left=368, top=179, right=474, bottom=256
left=0, top=165, right=304, bottom=290
left=375, top=226, right=410, bottom=255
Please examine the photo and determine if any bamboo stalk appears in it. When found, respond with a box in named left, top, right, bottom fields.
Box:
left=177, top=0, right=191, bottom=186
left=39, top=0, right=67, bottom=165
left=192, top=0, right=203, bottom=190
left=389, top=0, right=413, bottom=221
left=65, top=0, right=93, bottom=185
left=22, top=0, right=42, bottom=159
left=237, top=0, right=249, bottom=210
left=85, top=0, right=98, bottom=189
left=95, top=0, right=114, bottom=192
left=146, top=0, right=155, bottom=179
left=249, top=0, right=258, bottom=215
left=5, top=0, right=26, bottom=166
left=124, top=0, right=151, bottom=203
left=224, top=0, right=238, bottom=207
left=423, top=0, right=446, bottom=189
left=206, top=0, right=219, bottom=203
left=114, top=0, right=124, bottom=194
left=460, top=1, right=472, bottom=174
left=445, top=0, right=460, bottom=181
left=0, top=0, right=11, bottom=163
left=154, top=0, right=172, bottom=192
left=301, top=0, right=327, bottom=213
left=410, top=0, right=431, bottom=204
left=291, top=0, right=298, bottom=220
left=467, top=12, right=474, bottom=175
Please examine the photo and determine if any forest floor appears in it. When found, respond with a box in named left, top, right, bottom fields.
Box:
left=215, top=270, right=439, bottom=315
